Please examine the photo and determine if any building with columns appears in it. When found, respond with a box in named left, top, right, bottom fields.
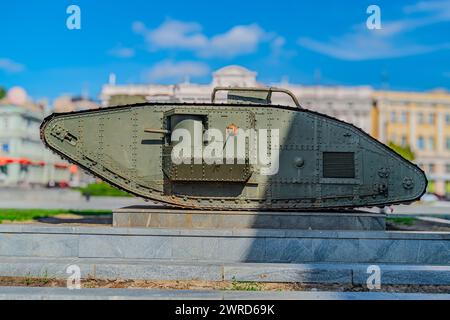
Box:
left=280, top=84, right=373, bottom=133
left=373, top=90, right=450, bottom=195
left=101, top=66, right=259, bottom=106
left=101, top=65, right=374, bottom=133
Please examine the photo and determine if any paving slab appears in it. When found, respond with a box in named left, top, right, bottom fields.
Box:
left=417, top=217, right=450, bottom=226
left=0, top=225, right=449, bottom=265
left=113, top=206, right=386, bottom=230
left=0, top=286, right=448, bottom=300
left=0, top=257, right=449, bottom=286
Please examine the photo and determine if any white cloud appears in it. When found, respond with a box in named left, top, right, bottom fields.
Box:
left=271, top=36, right=295, bottom=57
left=404, top=0, right=450, bottom=18
left=108, top=45, right=135, bottom=58
left=133, top=19, right=274, bottom=58
left=298, top=0, right=450, bottom=61
left=298, top=27, right=448, bottom=61
left=132, top=21, right=146, bottom=33
left=203, top=24, right=265, bottom=58
left=144, top=60, right=210, bottom=82
left=136, top=20, right=207, bottom=52
left=0, top=58, right=25, bottom=73
left=271, top=36, right=286, bottom=50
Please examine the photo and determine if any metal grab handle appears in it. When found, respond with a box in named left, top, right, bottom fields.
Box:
left=211, top=86, right=301, bottom=107
left=144, top=128, right=170, bottom=134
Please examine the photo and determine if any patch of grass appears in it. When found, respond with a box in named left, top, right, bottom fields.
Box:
left=41, top=270, right=51, bottom=285
left=387, top=217, right=416, bottom=226
left=76, top=182, right=131, bottom=197
left=0, top=209, right=111, bottom=223
left=21, top=273, right=33, bottom=286
left=228, top=277, right=263, bottom=291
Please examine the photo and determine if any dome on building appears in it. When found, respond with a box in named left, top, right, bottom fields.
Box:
left=212, top=65, right=258, bottom=87
left=7, top=87, right=27, bottom=105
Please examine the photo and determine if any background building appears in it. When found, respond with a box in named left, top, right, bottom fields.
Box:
left=373, top=90, right=450, bottom=195
left=0, top=87, right=78, bottom=187
left=282, top=84, right=373, bottom=134
left=101, top=65, right=374, bottom=133
left=100, top=66, right=258, bottom=106
left=53, top=95, right=98, bottom=113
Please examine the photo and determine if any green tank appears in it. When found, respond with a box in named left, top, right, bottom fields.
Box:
left=41, top=87, right=427, bottom=210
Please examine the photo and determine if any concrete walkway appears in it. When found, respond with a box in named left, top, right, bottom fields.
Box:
left=0, top=286, right=448, bottom=300
left=0, top=188, right=146, bottom=210
left=417, top=216, right=450, bottom=226
left=0, top=256, right=449, bottom=286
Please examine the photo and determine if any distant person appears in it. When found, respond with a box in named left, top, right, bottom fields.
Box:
left=83, top=190, right=91, bottom=202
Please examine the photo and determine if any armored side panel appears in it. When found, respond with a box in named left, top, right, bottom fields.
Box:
left=41, top=102, right=426, bottom=210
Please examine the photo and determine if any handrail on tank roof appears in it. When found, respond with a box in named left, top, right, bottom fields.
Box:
left=211, top=86, right=301, bottom=107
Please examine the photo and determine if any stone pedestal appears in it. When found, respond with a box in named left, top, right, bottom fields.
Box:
left=113, top=205, right=385, bottom=231
left=0, top=224, right=449, bottom=286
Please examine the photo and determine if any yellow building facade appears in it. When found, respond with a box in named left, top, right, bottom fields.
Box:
left=373, top=90, right=450, bottom=196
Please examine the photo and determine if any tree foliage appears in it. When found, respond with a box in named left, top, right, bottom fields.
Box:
left=0, top=86, right=6, bottom=100
left=388, top=141, right=415, bottom=161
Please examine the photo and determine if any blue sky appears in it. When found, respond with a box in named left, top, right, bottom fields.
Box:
left=1, top=0, right=450, bottom=101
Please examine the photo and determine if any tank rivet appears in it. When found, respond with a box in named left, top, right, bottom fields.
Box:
left=294, top=157, right=304, bottom=167
left=402, top=177, right=414, bottom=189
left=378, top=167, right=390, bottom=178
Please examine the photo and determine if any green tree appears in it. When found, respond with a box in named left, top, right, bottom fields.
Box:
left=0, top=86, right=6, bottom=100
left=388, top=141, right=415, bottom=161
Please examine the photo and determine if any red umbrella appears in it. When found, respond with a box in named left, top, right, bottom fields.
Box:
left=17, top=158, right=31, bottom=165
left=0, top=157, right=14, bottom=165
left=30, top=160, right=45, bottom=166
